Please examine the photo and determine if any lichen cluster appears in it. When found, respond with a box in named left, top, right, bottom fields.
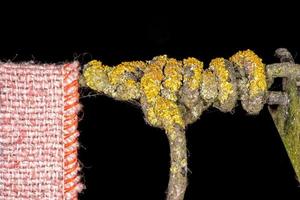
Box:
left=179, top=57, right=204, bottom=124
left=182, top=57, right=203, bottom=90
left=83, top=60, right=146, bottom=100
left=209, top=58, right=237, bottom=112
left=82, top=49, right=284, bottom=200
left=140, top=56, right=185, bottom=134
left=230, top=50, right=267, bottom=114
left=83, top=50, right=268, bottom=128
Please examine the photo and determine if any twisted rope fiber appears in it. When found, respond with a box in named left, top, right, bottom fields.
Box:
left=0, top=62, right=83, bottom=200
left=82, top=49, right=268, bottom=200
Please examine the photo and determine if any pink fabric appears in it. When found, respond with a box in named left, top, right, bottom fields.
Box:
left=0, top=62, right=82, bottom=199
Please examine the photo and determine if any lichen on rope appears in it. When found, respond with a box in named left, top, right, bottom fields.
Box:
left=82, top=49, right=270, bottom=200
left=230, top=49, right=267, bottom=114
left=209, top=57, right=237, bottom=112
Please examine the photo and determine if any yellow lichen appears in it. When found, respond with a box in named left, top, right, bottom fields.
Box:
left=83, top=60, right=147, bottom=100
left=170, top=165, right=178, bottom=173
left=183, top=57, right=203, bottom=90
left=154, top=96, right=185, bottom=133
left=230, top=49, right=267, bottom=97
left=84, top=51, right=266, bottom=132
left=108, top=62, right=135, bottom=85
left=139, top=56, right=185, bottom=131
left=141, top=77, right=161, bottom=103
left=146, top=106, right=161, bottom=127
left=209, top=58, right=234, bottom=104
left=106, top=61, right=146, bottom=100
left=163, top=58, right=183, bottom=93
left=250, top=64, right=267, bottom=97
left=141, top=56, right=166, bottom=104
left=180, top=158, right=187, bottom=167
left=140, top=56, right=167, bottom=127
left=200, top=70, right=217, bottom=101
left=83, top=60, right=112, bottom=92
left=108, top=61, right=146, bottom=85
left=87, top=60, right=102, bottom=68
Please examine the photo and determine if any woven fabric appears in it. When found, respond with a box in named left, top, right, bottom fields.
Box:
left=0, top=62, right=82, bottom=199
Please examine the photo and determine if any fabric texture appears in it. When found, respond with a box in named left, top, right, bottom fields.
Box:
left=0, top=62, right=82, bottom=199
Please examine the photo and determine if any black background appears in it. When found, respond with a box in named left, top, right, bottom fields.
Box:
left=1, top=1, right=300, bottom=199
